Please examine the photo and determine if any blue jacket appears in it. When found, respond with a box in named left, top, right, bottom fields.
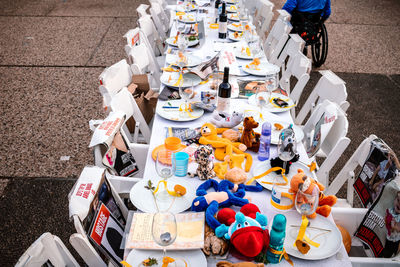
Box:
left=282, top=0, right=331, bottom=19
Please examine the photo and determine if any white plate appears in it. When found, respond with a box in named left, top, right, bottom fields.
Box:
left=283, top=211, right=343, bottom=260
left=226, top=0, right=238, bottom=4
left=248, top=93, right=296, bottom=113
left=227, top=5, right=238, bottom=13
left=251, top=161, right=316, bottom=191
left=129, top=178, right=197, bottom=213
left=227, top=23, right=244, bottom=32
left=126, top=249, right=207, bottom=267
left=160, top=72, right=202, bottom=88
left=166, top=37, right=199, bottom=47
left=228, top=13, right=240, bottom=21
left=178, top=14, right=197, bottom=24
left=228, top=31, right=243, bottom=42
left=242, top=61, right=280, bottom=76
left=234, top=46, right=254, bottom=59
left=156, top=99, right=204, bottom=122
left=269, top=121, right=304, bottom=145
left=166, top=54, right=203, bottom=67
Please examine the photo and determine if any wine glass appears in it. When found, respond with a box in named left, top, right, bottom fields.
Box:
left=152, top=212, right=178, bottom=265
left=255, top=82, right=270, bottom=110
left=277, top=125, right=297, bottom=173
left=271, top=175, right=295, bottom=212
left=155, top=150, right=176, bottom=202
left=179, top=80, right=194, bottom=117
left=295, top=188, right=319, bottom=217
left=249, top=38, right=261, bottom=58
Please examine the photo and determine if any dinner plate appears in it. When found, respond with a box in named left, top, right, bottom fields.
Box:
left=227, top=23, right=244, bottom=32
left=283, top=211, right=343, bottom=260
left=126, top=249, right=207, bottom=267
left=225, top=0, right=238, bottom=4
left=242, top=61, right=280, bottom=76
left=156, top=99, right=204, bottom=122
left=228, top=31, right=258, bottom=42
left=228, top=13, right=240, bottom=22
left=166, top=54, right=203, bottom=67
left=234, top=46, right=254, bottom=60
left=160, top=72, right=202, bottom=88
left=251, top=161, right=316, bottom=191
left=269, top=121, right=304, bottom=144
left=248, top=93, right=296, bottom=113
left=227, top=5, right=238, bottom=13
left=166, top=36, right=199, bottom=47
left=178, top=14, right=197, bottom=24
left=129, top=177, right=196, bottom=213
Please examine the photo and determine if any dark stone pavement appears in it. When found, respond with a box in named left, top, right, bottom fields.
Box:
left=0, top=0, right=399, bottom=265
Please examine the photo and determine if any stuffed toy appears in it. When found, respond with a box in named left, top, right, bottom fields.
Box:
left=223, top=154, right=247, bottom=184
left=222, top=129, right=241, bottom=142
left=240, top=117, right=261, bottom=152
left=214, top=160, right=229, bottom=179
left=216, top=203, right=270, bottom=258
left=289, top=169, right=337, bottom=219
left=211, top=110, right=244, bottom=128
left=270, top=154, right=300, bottom=174
left=188, top=145, right=216, bottom=180
left=191, top=179, right=254, bottom=231
left=199, top=123, right=252, bottom=172
left=217, top=261, right=264, bottom=267
left=203, top=223, right=229, bottom=256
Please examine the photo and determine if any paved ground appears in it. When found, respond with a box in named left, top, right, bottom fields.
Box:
left=0, top=0, right=399, bottom=265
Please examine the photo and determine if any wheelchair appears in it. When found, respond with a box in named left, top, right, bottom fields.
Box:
left=290, top=11, right=328, bottom=67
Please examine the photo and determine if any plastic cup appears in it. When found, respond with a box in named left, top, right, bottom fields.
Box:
left=174, top=152, right=189, bottom=177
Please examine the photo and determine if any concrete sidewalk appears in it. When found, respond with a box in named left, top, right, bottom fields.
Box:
left=0, top=0, right=399, bottom=265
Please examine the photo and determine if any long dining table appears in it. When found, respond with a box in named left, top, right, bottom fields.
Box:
left=125, top=2, right=352, bottom=266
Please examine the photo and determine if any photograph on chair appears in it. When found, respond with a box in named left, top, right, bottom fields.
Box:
left=355, top=175, right=400, bottom=258
left=88, top=202, right=125, bottom=266
left=353, top=138, right=400, bottom=207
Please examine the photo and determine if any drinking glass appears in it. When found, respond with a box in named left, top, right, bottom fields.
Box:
left=177, top=33, right=189, bottom=52
left=152, top=212, right=178, bottom=264
left=249, top=38, right=261, bottom=58
left=155, top=151, right=176, bottom=201
left=295, top=187, right=319, bottom=217
left=271, top=176, right=295, bottom=212
left=277, top=125, right=297, bottom=173
left=179, top=80, right=194, bottom=117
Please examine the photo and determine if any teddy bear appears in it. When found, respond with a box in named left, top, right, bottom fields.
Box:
left=199, top=123, right=252, bottom=172
left=211, top=110, right=244, bottom=128
left=289, top=169, right=337, bottom=219
left=240, top=117, right=261, bottom=152
left=188, top=145, right=216, bottom=180
left=203, top=223, right=229, bottom=257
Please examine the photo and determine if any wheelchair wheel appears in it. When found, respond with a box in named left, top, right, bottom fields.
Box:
left=311, top=23, right=328, bottom=67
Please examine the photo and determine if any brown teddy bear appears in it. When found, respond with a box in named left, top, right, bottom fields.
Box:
left=240, top=117, right=260, bottom=152
left=289, top=169, right=337, bottom=219
left=203, top=223, right=229, bottom=257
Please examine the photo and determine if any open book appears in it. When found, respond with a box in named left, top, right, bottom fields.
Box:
left=126, top=212, right=205, bottom=250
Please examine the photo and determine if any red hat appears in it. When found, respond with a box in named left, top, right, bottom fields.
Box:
left=231, top=226, right=270, bottom=258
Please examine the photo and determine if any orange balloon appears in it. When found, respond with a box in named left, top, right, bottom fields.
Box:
left=336, top=224, right=352, bottom=254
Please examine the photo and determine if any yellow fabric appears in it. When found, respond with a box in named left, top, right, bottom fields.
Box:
left=172, top=73, right=183, bottom=87
left=153, top=180, right=186, bottom=197
left=120, top=261, right=132, bottom=267
left=269, top=247, right=294, bottom=266
left=245, top=167, right=287, bottom=186
left=270, top=192, right=294, bottom=210
left=295, top=215, right=320, bottom=248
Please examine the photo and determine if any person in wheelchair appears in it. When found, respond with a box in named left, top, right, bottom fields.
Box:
left=282, top=0, right=331, bottom=45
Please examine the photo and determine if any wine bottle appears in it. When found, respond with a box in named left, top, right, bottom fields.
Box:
left=214, top=0, right=221, bottom=22
left=218, top=2, right=227, bottom=39
left=217, top=67, right=231, bottom=113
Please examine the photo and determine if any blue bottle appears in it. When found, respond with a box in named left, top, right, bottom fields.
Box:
left=258, top=122, right=271, bottom=161
left=266, top=214, right=287, bottom=264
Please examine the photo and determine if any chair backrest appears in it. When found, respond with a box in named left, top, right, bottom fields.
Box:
left=276, top=34, right=305, bottom=72
left=149, top=1, right=170, bottom=38
left=138, top=14, right=164, bottom=56
left=326, top=135, right=378, bottom=207
left=279, top=50, right=311, bottom=117
left=295, top=70, right=349, bottom=125
left=98, top=59, right=132, bottom=109
left=110, top=87, right=152, bottom=144
left=263, top=14, right=293, bottom=64
left=137, top=3, right=150, bottom=18
left=254, top=0, right=274, bottom=39
left=16, top=233, right=79, bottom=267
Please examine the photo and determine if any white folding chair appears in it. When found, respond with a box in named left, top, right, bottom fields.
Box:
left=149, top=1, right=170, bottom=38
left=263, top=12, right=293, bottom=64
left=276, top=33, right=305, bottom=73
left=302, top=100, right=351, bottom=187
left=254, top=0, right=274, bottom=40
left=98, top=59, right=132, bottom=109
left=279, top=50, right=311, bottom=118
left=326, top=135, right=378, bottom=207
left=16, top=232, right=79, bottom=267
left=138, top=13, right=165, bottom=55
left=124, top=28, right=162, bottom=89
left=295, top=70, right=350, bottom=125
left=69, top=166, right=140, bottom=267
left=332, top=207, right=400, bottom=266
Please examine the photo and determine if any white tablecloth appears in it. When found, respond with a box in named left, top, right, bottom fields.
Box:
left=128, top=4, right=351, bottom=267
